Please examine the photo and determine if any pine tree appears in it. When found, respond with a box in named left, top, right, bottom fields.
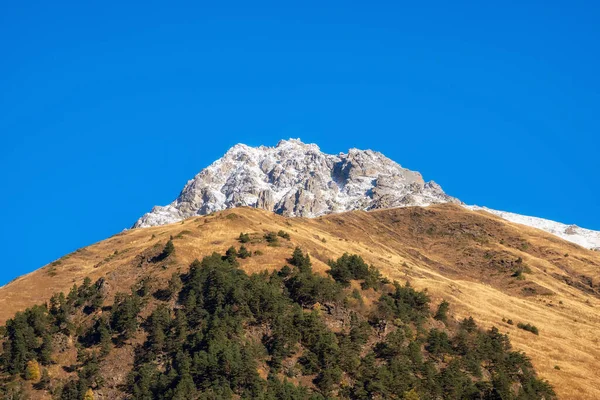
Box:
left=4, top=314, right=32, bottom=374
left=38, top=368, right=51, bottom=389
left=277, top=230, right=291, bottom=240
left=238, top=232, right=250, bottom=243
left=132, top=364, right=156, bottom=399
left=111, top=293, right=141, bottom=339
left=289, top=247, right=311, bottom=272
left=80, top=277, right=93, bottom=302
left=159, top=240, right=175, bottom=260
left=67, top=284, right=79, bottom=306
left=61, top=380, right=80, bottom=400
left=169, top=310, right=189, bottom=353
left=172, top=351, right=196, bottom=399
left=98, top=317, right=112, bottom=357
left=225, top=246, right=238, bottom=264
left=238, top=245, right=251, bottom=259
left=40, top=333, right=53, bottom=365
left=148, top=305, right=170, bottom=353
left=434, top=300, right=450, bottom=324
left=168, top=273, right=182, bottom=300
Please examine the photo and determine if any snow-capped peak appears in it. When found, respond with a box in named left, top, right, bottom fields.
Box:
left=132, top=139, right=600, bottom=250
left=133, top=139, right=459, bottom=228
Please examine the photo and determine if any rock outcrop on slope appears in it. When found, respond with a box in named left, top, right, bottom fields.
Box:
left=133, top=139, right=459, bottom=227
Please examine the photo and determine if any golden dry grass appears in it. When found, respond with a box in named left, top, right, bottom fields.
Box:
left=1, top=204, right=599, bottom=399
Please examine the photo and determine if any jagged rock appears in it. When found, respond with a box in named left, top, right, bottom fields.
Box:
left=256, top=189, right=274, bottom=211
left=565, top=225, right=579, bottom=235
left=131, top=139, right=600, bottom=250
left=133, top=139, right=460, bottom=227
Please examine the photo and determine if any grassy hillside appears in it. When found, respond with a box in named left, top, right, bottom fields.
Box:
left=1, top=245, right=556, bottom=399
left=0, top=205, right=599, bottom=399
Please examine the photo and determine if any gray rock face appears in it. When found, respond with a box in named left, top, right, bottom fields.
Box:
left=133, top=139, right=461, bottom=228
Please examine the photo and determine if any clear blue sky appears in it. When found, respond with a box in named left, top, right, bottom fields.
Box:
left=1, top=1, right=599, bottom=285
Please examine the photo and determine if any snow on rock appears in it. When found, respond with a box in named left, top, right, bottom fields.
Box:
left=133, top=138, right=600, bottom=251
left=133, top=139, right=459, bottom=227
left=465, top=206, right=600, bottom=250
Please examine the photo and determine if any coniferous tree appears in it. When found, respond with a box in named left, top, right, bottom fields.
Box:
left=148, top=305, right=170, bottom=354
left=225, top=246, right=238, bottom=264
left=60, top=379, right=80, bottom=400
left=158, top=240, right=175, bottom=261
left=38, top=367, right=51, bottom=390
left=67, top=284, right=79, bottom=306
left=434, top=300, right=450, bottom=324
left=168, top=273, right=182, bottom=301
left=111, top=292, right=141, bottom=340
left=96, top=317, right=112, bottom=357
left=39, top=332, right=53, bottom=365
left=0, top=247, right=557, bottom=400
left=238, top=245, right=251, bottom=259
left=289, top=247, right=311, bottom=271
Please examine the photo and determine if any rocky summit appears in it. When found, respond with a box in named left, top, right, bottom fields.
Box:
left=133, top=139, right=600, bottom=251
left=133, top=139, right=460, bottom=227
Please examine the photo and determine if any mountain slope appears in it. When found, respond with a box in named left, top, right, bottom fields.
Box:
left=0, top=241, right=556, bottom=399
left=2, top=205, right=600, bottom=399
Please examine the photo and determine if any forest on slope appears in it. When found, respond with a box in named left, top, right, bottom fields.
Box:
left=1, top=235, right=555, bottom=399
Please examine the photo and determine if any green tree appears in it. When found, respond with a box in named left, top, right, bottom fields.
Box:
left=289, top=247, right=311, bottom=272
left=40, top=333, right=53, bottom=365
left=327, top=253, right=370, bottom=286
left=434, top=300, right=450, bottom=324
left=168, top=273, right=182, bottom=300
left=277, top=230, right=291, bottom=240
left=131, top=363, right=157, bottom=400
left=37, top=368, right=51, bottom=390
left=225, top=246, right=238, bottom=264
left=238, top=232, right=250, bottom=243
left=238, top=245, right=251, bottom=259
left=158, top=240, right=175, bottom=260
left=110, top=293, right=142, bottom=340
left=148, top=305, right=170, bottom=353
left=96, top=317, right=112, bottom=357
left=264, top=232, right=279, bottom=246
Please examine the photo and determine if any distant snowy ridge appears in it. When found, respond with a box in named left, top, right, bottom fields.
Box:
left=133, top=138, right=600, bottom=251
left=465, top=206, right=600, bottom=250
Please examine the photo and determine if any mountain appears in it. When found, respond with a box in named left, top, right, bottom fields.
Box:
left=2, top=205, right=600, bottom=399
left=3, top=139, right=600, bottom=399
left=133, top=139, right=460, bottom=227
left=133, top=139, right=600, bottom=250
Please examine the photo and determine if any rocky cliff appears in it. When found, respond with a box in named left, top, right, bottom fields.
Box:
left=134, top=139, right=459, bottom=227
